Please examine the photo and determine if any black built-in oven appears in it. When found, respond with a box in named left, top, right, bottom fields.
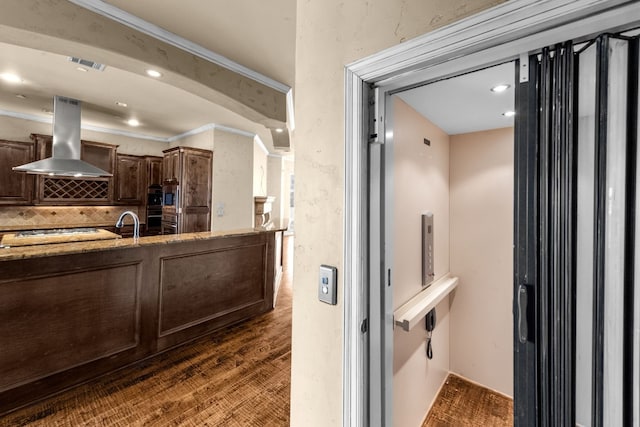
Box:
left=146, top=185, right=163, bottom=235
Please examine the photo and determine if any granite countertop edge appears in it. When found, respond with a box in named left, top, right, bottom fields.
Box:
left=0, top=226, right=288, bottom=261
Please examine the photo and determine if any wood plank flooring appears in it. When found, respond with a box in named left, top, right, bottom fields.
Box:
left=1, top=237, right=294, bottom=427
left=423, top=374, right=513, bottom=427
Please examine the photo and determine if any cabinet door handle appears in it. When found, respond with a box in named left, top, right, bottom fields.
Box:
left=517, top=284, right=528, bottom=343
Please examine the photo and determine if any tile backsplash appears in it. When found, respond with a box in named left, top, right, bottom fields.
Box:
left=0, top=206, right=141, bottom=231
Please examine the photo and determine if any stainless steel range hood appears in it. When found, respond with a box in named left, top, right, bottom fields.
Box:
left=13, top=96, right=112, bottom=177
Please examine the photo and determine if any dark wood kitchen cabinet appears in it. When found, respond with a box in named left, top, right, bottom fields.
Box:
left=29, top=134, right=116, bottom=205
left=0, top=139, right=35, bottom=205
left=115, top=154, right=145, bottom=205
left=162, top=148, right=180, bottom=182
left=162, top=146, right=212, bottom=233
left=145, top=156, right=163, bottom=187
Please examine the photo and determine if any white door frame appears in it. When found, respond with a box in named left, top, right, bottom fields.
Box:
left=343, top=1, right=640, bottom=426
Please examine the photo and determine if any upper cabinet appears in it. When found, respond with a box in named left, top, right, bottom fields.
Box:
left=115, top=154, right=145, bottom=205
left=80, top=141, right=117, bottom=176
left=0, top=134, right=164, bottom=207
left=30, top=134, right=117, bottom=205
left=162, top=147, right=212, bottom=233
left=114, top=155, right=164, bottom=205
left=162, top=149, right=181, bottom=183
left=146, top=156, right=163, bottom=187
left=0, top=140, right=35, bottom=205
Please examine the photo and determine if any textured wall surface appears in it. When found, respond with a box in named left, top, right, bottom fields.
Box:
left=291, top=1, right=505, bottom=425
left=212, top=130, right=254, bottom=231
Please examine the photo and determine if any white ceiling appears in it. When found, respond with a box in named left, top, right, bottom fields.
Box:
left=0, top=0, right=296, bottom=151
left=102, top=0, right=296, bottom=88
left=0, top=1, right=513, bottom=150
left=397, top=61, right=515, bottom=135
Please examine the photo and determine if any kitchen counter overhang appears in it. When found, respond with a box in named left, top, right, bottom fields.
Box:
left=0, top=225, right=286, bottom=415
left=0, top=226, right=282, bottom=261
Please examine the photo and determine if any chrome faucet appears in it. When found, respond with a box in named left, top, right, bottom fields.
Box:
left=115, top=210, right=140, bottom=239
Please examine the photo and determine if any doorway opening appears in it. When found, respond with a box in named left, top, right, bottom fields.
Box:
left=388, top=62, right=515, bottom=427
left=343, top=2, right=640, bottom=427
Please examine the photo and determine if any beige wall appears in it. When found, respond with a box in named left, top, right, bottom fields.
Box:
left=211, top=129, right=254, bottom=231
left=392, top=97, right=451, bottom=427
left=172, top=129, right=214, bottom=151
left=282, top=157, right=294, bottom=224
left=253, top=141, right=268, bottom=197
left=292, top=1, right=503, bottom=425
left=449, top=127, right=514, bottom=397
left=0, top=115, right=166, bottom=156
left=267, top=156, right=284, bottom=220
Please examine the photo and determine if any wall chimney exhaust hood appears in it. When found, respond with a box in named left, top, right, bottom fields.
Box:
left=13, top=96, right=112, bottom=177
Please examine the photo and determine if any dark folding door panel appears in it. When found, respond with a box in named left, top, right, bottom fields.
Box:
left=514, top=33, right=639, bottom=426
left=514, top=42, right=577, bottom=427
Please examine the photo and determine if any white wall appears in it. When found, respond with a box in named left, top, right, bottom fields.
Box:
left=282, top=156, right=294, bottom=224
left=0, top=115, right=166, bottom=156
left=292, top=1, right=502, bottom=424
left=449, top=127, right=514, bottom=397
left=253, top=140, right=268, bottom=197
left=172, top=128, right=214, bottom=151
left=211, top=129, right=254, bottom=231
left=392, top=97, right=451, bottom=427
left=267, top=155, right=284, bottom=220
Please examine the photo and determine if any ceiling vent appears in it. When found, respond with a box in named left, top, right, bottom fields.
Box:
left=68, top=56, right=106, bottom=71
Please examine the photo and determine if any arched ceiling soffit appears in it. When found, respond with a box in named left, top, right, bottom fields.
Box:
left=0, top=0, right=288, bottom=130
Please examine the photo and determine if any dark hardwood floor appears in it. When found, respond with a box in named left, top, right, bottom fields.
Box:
left=1, top=236, right=294, bottom=427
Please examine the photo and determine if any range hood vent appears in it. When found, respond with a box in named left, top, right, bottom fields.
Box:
left=13, top=96, right=112, bottom=177
left=68, top=56, right=106, bottom=71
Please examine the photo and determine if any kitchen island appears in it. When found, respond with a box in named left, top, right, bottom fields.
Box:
left=0, top=224, right=286, bottom=415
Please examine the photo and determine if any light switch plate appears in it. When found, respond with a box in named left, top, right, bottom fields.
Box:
left=319, top=265, right=338, bottom=305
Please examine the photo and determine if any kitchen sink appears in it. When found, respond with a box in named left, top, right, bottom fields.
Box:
left=16, top=227, right=100, bottom=237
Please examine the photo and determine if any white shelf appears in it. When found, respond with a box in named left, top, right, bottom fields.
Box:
left=393, top=273, right=459, bottom=332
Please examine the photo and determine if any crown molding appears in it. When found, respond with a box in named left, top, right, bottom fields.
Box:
left=0, top=109, right=270, bottom=147
left=67, top=0, right=291, bottom=94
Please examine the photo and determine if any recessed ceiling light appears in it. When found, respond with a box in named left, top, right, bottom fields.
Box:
left=115, top=101, right=128, bottom=107
left=146, top=69, right=162, bottom=78
left=503, top=110, right=516, bottom=117
left=275, top=128, right=284, bottom=133
left=76, top=67, right=88, bottom=72
left=491, top=84, right=510, bottom=93
left=127, top=118, right=140, bottom=127
left=0, top=73, right=22, bottom=84
left=15, top=94, right=26, bottom=99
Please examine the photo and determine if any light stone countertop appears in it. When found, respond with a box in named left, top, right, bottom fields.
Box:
left=0, top=225, right=287, bottom=262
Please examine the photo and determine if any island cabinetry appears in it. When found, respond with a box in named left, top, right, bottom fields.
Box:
left=30, top=134, right=117, bottom=205
left=0, top=139, right=35, bottom=205
left=157, top=235, right=274, bottom=350
left=114, top=154, right=145, bottom=205
left=0, top=230, right=277, bottom=415
left=162, top=147, right=212, bottom=233
left=0, top=247, right=154, bottom=412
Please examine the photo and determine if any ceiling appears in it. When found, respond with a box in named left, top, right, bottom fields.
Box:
left=0, top=0, right=296, bottom=152
left=397, top=61, right=515, bottom=135
left=0, top=1, right=513, bottom=150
